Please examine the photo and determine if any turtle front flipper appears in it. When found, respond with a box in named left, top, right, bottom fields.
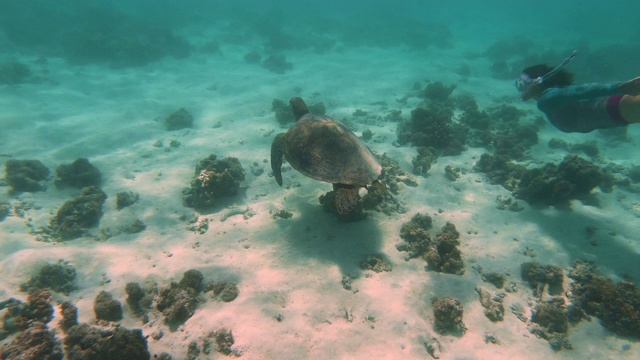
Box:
left=271, top=133, right=286, bottom=186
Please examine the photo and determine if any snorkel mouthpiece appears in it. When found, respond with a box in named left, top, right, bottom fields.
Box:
left=516, top=73, right=538, bottom=93
left=516, top=50, right=577, bottom=96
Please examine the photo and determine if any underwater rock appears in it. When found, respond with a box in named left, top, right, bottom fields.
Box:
left=520, top=262, right=563, bottom=297
left=397, top=105, right=467, bottom=156
left=157, top=353, right=173, bottom=360
left=495, top=195, right=524, bottom=212
left=0, top=61, right=32, bottom=85
left=456, top=93, right=480, bottom=113
left=458, top=96, right=491, bottom=131
left=397, top=213, right=433, bottom=260
left=182, top=154, right=245, bottom=210
left=570, top=140, right=600, bottom=158
left=482, top=272, right=506, bottom=289
left=492, top=125, right=538, bottom=161
left=206, top=281, right=240, bottom=302
left=487, top=104, right=527, bottom=125
left=0, top=289, right=54, bottom=340
left=423, top=336, right=441, bottom=359
left=361, top=178, right=404, bottom=216
left=55, top=158, right=101, bottom=189
left=412, top=146, right=438, bottom=176
left=372, top=154, right=418, bottom=195
left=262, top=54, right=292, bottom=74
left=59, top=301, right=78, bottom=332
left=48, top=186, right=107, bottom=240
left=516, top=155, right=613, bottom=206
left=178, top=269, right=205, bottom=293
left=474, top=153, right=525, bottom=191
left=398, top=215, right=464, bottom=274
left=530, top=298, right=572, bottom=351
left=4, top=159, right=50, bottom=193
left=121, top=219, right=147, bottom=234
left=244, top=51, right=261, bottom=63
left=361, top=129, right=373, bottom=141
left=156, top=283, right=198, bottom=326
left=319, top=190, right=366, bottom=222
left=568, top=261, right=640, bottom=337
left=64, top=323, right=150, bottom=360
left=188, top=341, right=200, bottom=360
left=444, top=165, right=462, bottom=182
left=165, top=108, right=193, bottom=131
left=272, top=98, right=295, bottom=124
left=94, top=291, right=123, bottom=322
left=476, top=287, right=504, bottom=322
left=424, top=81, right=456, bottom=102
left=212, top=328, right=235, bottom=355
left=627, top=165, right=640, bottom=183
left=425, top=223, right=464, bottom=275
left=272, top=209, right=293, bottom=219
left=359, top=254, right=393, bottom=273
left=125, top=282, right=147, bottom=316
left=457, top=99, right=538, bottom=160
left=156, top=270, right=207, bottom=326
left=116, top=191, right=139, bottom=210
left=199, top=40, right=220, bottom=54
left=548, top=138, right=570, bottom=151
left=21, top=259, right=76, bottom=295
left=532, top=299, right=569, bottom=333
left=220, top=207, right=255, bottom=222
left=432, top=297, right=466, bottom=335
left=0, top=323, right=63, bottom=360
left=0, top=201, right=10, bottom=221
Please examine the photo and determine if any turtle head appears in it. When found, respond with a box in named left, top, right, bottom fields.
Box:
left=290, top=97, right=310, bottom=121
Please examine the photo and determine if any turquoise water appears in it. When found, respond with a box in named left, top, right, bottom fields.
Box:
left=1, top=1, right=639, bottom=359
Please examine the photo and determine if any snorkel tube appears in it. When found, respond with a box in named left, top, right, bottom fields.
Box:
left=516, top=50, right=577, bottom=98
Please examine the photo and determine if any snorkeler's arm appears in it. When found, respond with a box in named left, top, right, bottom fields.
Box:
left=618, top=76, right=640, bottom=95
left=537, top=83, right=621, bottom=111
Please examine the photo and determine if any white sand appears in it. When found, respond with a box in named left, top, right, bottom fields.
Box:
left=1, top=16, right=640, bottom=360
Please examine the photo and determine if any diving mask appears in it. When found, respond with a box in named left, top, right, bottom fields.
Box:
left=516, top=50, right=577, bottom=96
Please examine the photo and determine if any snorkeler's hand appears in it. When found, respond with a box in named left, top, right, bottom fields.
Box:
left=618, top=76, right=640, bottom=95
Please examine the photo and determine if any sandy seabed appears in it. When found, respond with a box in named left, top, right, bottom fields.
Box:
left=1, top=25, right=640, bottom=360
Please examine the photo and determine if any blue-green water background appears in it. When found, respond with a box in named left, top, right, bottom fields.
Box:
left=2, top=0, right=640, bottom=82
left=2, top=1, right=640, bottom=358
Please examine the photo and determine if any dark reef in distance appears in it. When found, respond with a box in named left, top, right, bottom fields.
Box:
left=0, top=3, right=190, bottom=68
left=0, top=61, right=32, bottom=85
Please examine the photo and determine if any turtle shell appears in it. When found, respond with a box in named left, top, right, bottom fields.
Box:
left=283, top=114, right=382, bottom=185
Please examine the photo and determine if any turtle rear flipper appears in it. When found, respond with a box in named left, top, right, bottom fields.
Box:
left=271, top=133, right=286, bottom=186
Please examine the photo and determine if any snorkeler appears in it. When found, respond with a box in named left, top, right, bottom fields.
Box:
left=516, top=50, right=640, bottom=133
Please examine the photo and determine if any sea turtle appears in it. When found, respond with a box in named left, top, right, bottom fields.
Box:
left=271, top=97, right=382, bottom=214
